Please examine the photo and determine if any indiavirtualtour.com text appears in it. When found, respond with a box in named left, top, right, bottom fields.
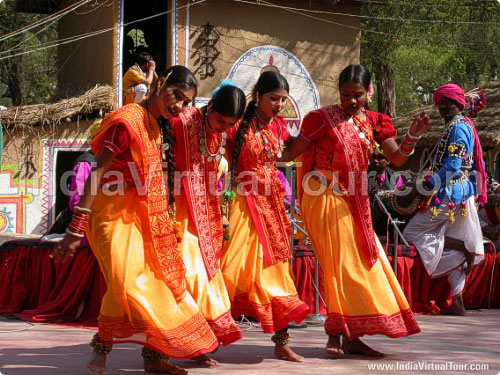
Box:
left=47, top=161, right=480, bottom=198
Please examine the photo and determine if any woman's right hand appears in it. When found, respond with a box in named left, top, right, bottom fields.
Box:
left=51, top=233, right=81, bottom=263
left=409, top=112, right=430, bottom=138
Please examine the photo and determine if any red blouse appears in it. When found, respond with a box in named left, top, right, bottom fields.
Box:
left=300, top=109, right=396, bottom=171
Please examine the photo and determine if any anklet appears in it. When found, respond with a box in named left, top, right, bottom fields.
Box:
left=271, top=331, right=290, bottom=346
left=89, top=334, right=112, bottom=355
left=141, top=347, right=166, bottom=361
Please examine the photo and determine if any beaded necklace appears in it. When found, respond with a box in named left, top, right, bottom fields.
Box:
left=199, top=110, right=227, bottom=163
left=253, top=114, right=285, bottom=159
left=350, top=112, right=376, bottom=160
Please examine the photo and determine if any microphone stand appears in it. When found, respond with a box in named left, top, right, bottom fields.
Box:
left=373, top=192, right=410, bottom=274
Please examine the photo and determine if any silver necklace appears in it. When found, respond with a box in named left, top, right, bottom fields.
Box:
left=199, top=111, right=227, bottom=162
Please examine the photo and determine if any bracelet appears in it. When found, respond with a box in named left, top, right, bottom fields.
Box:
left=74, top=206, right=92, bottom=214
left=398, top=147, right=415, bottom=157
left=66, top=228, right=85, bottom=238
left=67, top=211, right=90, bottom=235
left=399, top=135, right=417, bottom=156
left=406, top=131, right=421, bottom=141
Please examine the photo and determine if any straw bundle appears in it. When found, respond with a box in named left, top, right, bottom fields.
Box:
left=0, top=85, right=116, bottom=128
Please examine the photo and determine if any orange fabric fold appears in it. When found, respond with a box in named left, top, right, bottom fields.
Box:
left=91, top=104, right=186, bottom=300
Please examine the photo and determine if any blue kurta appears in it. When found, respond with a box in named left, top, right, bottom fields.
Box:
left=428, top=115, right=476, bottom=207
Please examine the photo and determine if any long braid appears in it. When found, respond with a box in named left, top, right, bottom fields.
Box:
left=221, top=101, right=256, bottom=241
left=158, top=116, right=181, bottom=242
left=229, top=101, right=256, bottom=192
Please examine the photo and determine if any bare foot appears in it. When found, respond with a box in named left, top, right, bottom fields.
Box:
left=441, top=295, right=466, bottom=316
left=343, top=338, right=384, bottom=357
left=463, top=252, right=475, bottom=275
left=192, top=354, right=218, bottom=367
left=275, top=345, right=304, bottom=362
left=325, top=334, right=344, bottom=356
left=87, top=352, right=107, bottom=375
left=144, top=358, right=188, bottom=374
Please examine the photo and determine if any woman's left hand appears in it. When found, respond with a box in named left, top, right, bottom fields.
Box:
left=51, top=233, right=80, bottom=263
left=409, top=112, right=431, bottom=137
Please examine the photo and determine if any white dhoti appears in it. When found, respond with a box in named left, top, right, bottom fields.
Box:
left=403, top=196, right=484, bottom=296
left=134, top=83, right=149, bottom=103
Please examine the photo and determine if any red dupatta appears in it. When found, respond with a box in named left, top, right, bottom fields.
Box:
left=175, top=107, right=223, bottom=280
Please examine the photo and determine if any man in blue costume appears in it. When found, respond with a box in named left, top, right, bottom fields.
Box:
left=404, top=84, right=486, bottom=316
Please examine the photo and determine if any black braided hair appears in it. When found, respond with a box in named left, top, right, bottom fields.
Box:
left=151, top=65, right=198, bottom=208
left=227, top=71, right=289, bottom=193
left=227, top=101, right=255, bottom=193
left=151, top=65, right=198, bottom=104
left=338, top=64, right=371, bottom=91
left=211, top=85, right=246, bottom=119
left=158, top=116, right=176, bottom=207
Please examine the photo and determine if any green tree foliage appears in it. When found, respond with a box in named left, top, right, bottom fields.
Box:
left=361, top=0, right=500, bottom=116
left=0, top=0, right=57, bottom=107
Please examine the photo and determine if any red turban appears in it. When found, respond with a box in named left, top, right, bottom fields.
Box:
left=433, top=83, right=466, bottom=110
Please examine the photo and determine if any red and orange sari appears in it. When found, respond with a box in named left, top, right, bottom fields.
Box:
left=171, top=107, right=242, bottom=346
left=220, top=116, right=310, bottom=333
left=299, top=105, right=420, bottom=340
left=88, top=104, right=218, bottom=358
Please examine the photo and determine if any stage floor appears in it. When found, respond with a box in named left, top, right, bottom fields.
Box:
left=1, top=310, right=499, bottom=375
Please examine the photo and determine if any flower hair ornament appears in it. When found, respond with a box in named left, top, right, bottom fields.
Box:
left=212, top=79, right=236, bottom=98
left=465, top=86, right=487, bottom=118
left=367, top=82, right=375, bottom=103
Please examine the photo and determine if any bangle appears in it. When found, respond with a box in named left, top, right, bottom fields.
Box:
left=398, top=147, right=415, bottom=157
left=74, top=206, right=92, bottom=214
left=66, top=228, right=85, bottom=238
left=406, top=131, right=421, bottom=141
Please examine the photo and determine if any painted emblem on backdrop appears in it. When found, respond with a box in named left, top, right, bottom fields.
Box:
left=228, top=45, right=319, bottom=137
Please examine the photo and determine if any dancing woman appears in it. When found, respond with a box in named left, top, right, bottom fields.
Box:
left=55, top=66, right=218, bottom=375
left=220, top=71, right=310, bottom=362
left=280, top=64, right=429, bottom=356
left=167, top=83, right=246, bottom=364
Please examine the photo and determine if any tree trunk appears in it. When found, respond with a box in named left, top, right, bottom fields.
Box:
left=7, top=60, right=24, bottom=106
left=374, top=61, right=396, bottom=117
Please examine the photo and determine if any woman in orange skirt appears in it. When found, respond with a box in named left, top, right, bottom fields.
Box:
left=220, top=71, right=310, bottom=362
left=280, top=64, right=429, bottom=356
left=168, top=83, right=247, bottom=365
left=55, top=66, right=218, bottom=375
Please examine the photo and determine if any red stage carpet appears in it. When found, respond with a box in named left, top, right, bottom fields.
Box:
left=0, top=240, right=498, bottom=327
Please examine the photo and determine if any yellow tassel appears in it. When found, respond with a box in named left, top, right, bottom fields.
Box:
left=448, top=145, right=455, bottom=153
left=448, top=209, right=455, bottom=223
left=430, top=206, right=438, bottom=217
left=461, top=208, right=468, bottom=217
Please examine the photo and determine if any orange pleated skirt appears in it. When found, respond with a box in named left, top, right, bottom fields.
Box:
left=87, top=189, right=218, bottom=358
left=301, top=175, right=420, bottom=340
left=176, top=194, right=242, bottom=346
left=220, top=190, right=310, bottom=333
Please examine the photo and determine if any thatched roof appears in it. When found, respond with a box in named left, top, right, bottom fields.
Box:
left=392, top=81, right=500, bottom=149
left=0, top=85, right=116, bottom=128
